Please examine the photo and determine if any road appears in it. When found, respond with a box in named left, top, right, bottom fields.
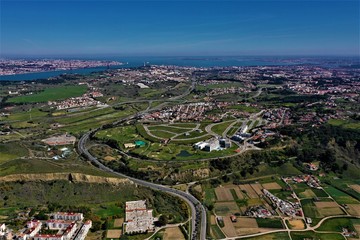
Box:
left=77, top=79, right=207, bottom=240
left=78, top=132, right=206, bottom=239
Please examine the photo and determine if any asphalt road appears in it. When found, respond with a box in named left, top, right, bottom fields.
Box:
left=78, top=131, right=206, bottom=240
left=77, top=79, right=207, bottom=240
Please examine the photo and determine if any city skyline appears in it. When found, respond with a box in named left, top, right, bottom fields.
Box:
left=1, top=0, right=359, bottom=57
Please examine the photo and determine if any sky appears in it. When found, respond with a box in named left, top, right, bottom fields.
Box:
left=0, top=0, right=359, bottom=57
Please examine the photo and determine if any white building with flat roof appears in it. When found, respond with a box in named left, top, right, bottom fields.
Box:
left=125, top=200, right=156, bottom=234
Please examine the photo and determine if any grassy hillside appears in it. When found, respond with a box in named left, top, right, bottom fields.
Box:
left=7, top=85, right=87, bottom=103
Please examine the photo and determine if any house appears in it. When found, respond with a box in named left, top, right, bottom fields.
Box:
left=42, top=134, right=76, bottom=146
left=53, top=212, right=83, bottom=221
left=124, top=143, right=136, bottom=149
left=219, top=138, right=231, bottom=148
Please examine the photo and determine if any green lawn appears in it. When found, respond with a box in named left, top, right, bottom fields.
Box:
left=242, top=232, right=290, bottom=240
left=0, top=143, right=28, bottom=164
left=256, top=218, right=284, bottom=228
left=328, top=119, right=360, bottom=130
left=94, top=203, right=123, bottom=218
left=210, top=120, right=235, bottom=136
left=317, top=217, right=359, bottom=232
left=291, top=231, right=344, bottom=240
left=211, top=224, right=226, bottom=239
left=301, top=199, right=322, bottom=218
left=7, top=85, right=87, bottom=103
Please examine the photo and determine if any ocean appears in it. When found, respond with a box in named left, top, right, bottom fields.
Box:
left=0, top=56, right=355, bottom=81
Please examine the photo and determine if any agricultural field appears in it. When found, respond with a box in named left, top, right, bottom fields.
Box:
left=291, top=231, right=344, bottom=240
left=7, top=85, right=87, bottom=103
left=287, top=219, right=305, bottom=229
left=242, top=232, right=290, bottom=240
left=317, top=217, right=360, bottom=232
left=162, top=226, right=186, bottom=240
left=324, top=186, right=360, bottom=204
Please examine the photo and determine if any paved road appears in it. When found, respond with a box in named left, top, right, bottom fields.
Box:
left=78, top=132, right=206, bottom=240
left=77, top=79, right=207, bottom=240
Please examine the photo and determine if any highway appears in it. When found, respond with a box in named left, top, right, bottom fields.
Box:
left=78, top=131, right=207, bottom=240
left=77, top=79, right=207, bottom=240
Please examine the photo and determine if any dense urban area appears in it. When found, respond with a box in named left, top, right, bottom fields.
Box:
left=0, top=57, right=359, bottom=240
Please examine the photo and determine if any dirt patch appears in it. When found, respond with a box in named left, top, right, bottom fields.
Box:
left=240, top=184, right=258, bottom=198
left=314, top=201, right=344, bottom=216
left=210, top=215, right=217, bottom=225
left=163, top=227, right=185, bottom=240
left=314, top=201, right=339, bottom=208
left=104, top=155, right=116, bottom=161
left=347, top=204, right=360, bottom=216
left=262, top=182, right=282, bottom=190
left=234, top=187, right=245, bottom=199
left=349, top=184, right=360, bottom=194
left=222, top=216, right=238, bottom=238
left=235, top=227, right=261, bottom=236
left=251, top=183, right=263, bottom=196
left=113, top=218, right=124, bottom=228
left=106, top=229, right=121, bottom=239
left=233, top=217, right=258, bottom=228
left=215, top=187, right=234, bottom=201
left=288, top=219, right=305, bottom=229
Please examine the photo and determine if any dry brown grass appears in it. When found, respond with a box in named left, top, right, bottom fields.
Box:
left=215, top=186, right=234, bottom=201
left=85, top=230, right=104, bottom=240
left=251, top=183, right=263, bottom=195
left=314, top=201, right=339, bottom=208
left=347, top=204, right=360, bottom=216
left=222, top=216, right=238, bottom=238
left=240, top=184, right=258, bottom=198
left=288, top=219, right=305, bottom=229
left=210, top=215, right=216, bottom=225
left=233, top=217, right=258, bottom=228
left=233, top=187, right=245, bottom=199
left=106, top=229, right=121, bottom=239
left=315, top=201, right=344, bottom=216
left=349, top=184, right=360, bottom=194
left=113, top=218, right=124, bottom=228
left=104, top=156, right=116, bottom=161
left=163, top=227, right=185, bottom=240
left=235, top=228, right=261, bottom=236
left=262, top=182, right=282, bottom=190
left=299, top=189, right=316, bottom=198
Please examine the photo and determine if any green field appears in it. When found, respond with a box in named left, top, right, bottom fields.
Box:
left=0, top=143, right=28, bottom=164
left=0, top=158, right=116, bottom=177
left=324, top=186, right=360, bottom=204
left=317, top=217, right=360, bottom=232
left=301, top=199, right=322, bottom=218
left=242, top=232, right=290, bottom=240
left=211, top=120, right=236, bottom=136
left=211, top=224, right=226, bottom=239
left=256, top=218, right=284, bottom=228
left=291, top=231, right=344, bottom=240
left=328, top=119, right=360, bottom=130
left=7, top=85, right=87, bottom=103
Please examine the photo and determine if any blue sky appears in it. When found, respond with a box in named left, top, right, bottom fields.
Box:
left=0, top=0, right=359, bottom=57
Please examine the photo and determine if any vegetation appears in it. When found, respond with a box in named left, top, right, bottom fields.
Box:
left=256, top=218, right=284, bottom=228
left=7, top=85, right=87, bottom=103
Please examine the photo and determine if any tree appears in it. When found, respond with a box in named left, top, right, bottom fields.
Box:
left=155, top=215, right=168, bottom=227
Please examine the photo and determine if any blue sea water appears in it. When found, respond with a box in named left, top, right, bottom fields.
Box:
left=0, top=56, right=332, bottom=81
